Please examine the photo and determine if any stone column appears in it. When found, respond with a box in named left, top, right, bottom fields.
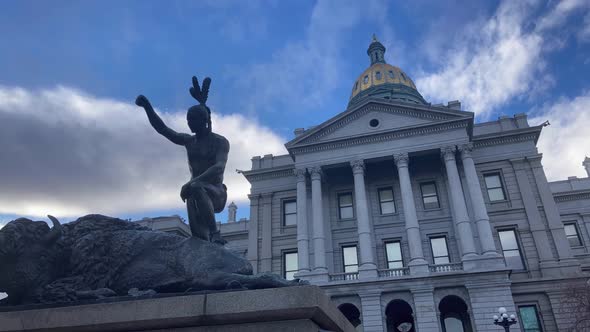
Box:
left=246, top=194, right=260, bottom=274
left=466, top=279, right=521, bottom=332
left=359, top=292, right=384, bottom=332
left=394, top=153, right=428, bottom=274
left=441, top=146, right=477, bottom=260
left=294, top=168, right=310, bottom=274
left=259, top=193, right=273, bottom=272
left=308, top=166, right=328, bottom=281
left=459, top=143, right=499, bottom=257
left=529, top=156, right=574, bottom=261
left=350, top=160, right=378, bottom=279
left=411, top=286, right=439, bottom=331
left=510, top=158, right=558, bottom=275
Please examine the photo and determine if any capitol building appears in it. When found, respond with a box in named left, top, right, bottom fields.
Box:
left=148, top=37, right=590, bottom=332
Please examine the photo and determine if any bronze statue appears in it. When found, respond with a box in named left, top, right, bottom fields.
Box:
left=135, top=76, right=228, bottom=244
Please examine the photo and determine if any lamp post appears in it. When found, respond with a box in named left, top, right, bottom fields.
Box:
left=493, top=307, right=517, bottom=331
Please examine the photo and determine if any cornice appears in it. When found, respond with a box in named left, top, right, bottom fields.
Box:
left=472, top=126, right=542, bottom=148
left=553, top=189, right=590, bottom=202
left=289, top=119, right=470, bottom=155
left=242, top=166, right=295, bottom=182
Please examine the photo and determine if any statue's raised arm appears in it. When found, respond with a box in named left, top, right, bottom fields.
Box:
left=135, top=95, right=191, bottom=146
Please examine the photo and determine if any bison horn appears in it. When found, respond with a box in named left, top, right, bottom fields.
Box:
left=43, top=215, right=63, bottom=244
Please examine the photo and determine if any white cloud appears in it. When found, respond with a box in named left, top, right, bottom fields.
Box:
left=234, top=0, right=388, bottom=114
left=531, top=91, right=590, bottom=180
left=0, top=85, right=286, bottom=218
left=414, top=0, right=590, bottom=119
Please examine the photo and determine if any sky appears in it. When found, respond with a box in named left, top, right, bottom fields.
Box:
left=0, top=0, right=589, bottom=227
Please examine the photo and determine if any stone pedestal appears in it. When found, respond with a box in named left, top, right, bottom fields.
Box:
left=0, top=286, right=354, bottom=332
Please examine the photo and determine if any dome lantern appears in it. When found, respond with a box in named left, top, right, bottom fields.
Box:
left=368, top=34, right=386, bottom=65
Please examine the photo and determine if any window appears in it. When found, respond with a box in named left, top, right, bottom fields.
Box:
left=375, top=71, right=382, bottom=80
left=484, top=173, right=507, bottom=202
left=354, top=81, right=358, bottom=91
left=338, top=192, right=354, bottom=219
left=283, top=251, right=298, bottom=280
left=421, top=182, right=440, bottom=209
left=385, top=241, right=403, bottom=269
left=430, top=236, right=450, bottom=264
left=498, top=229, right=525, bottom=270
left=282, top=200, right=297, bottom=226
left=388, top=70, right=395, bottom=79
left=378, top=187, right=396, bottom=214
left=518, top=305, right=543, bottom=332
left=363, top=75, right=369, bottom=84
left=400, top=72, right=406, bottom=80
left=564, top=223, right=583, bottom=247
left=342, top=245, right=359, bottom=273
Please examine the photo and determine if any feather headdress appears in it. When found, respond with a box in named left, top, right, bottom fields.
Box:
left=189, top=76, right=211, bottom=105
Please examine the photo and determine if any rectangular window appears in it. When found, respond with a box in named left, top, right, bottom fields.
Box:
left=385, top=241, right=403, bottom=269
left=342, top=245, right=359, bottom=273
left=564, top=223, right=583, bottom=247
left=430, top=236, right=450, bottom=264
left=338, top=193, right=354, bottom=219
left=283, top=200, right=297, bottom=226
left=518, top=305, right=543, bottom=332
left=484, top=173, right=507, bottom=202
left=378, top=187, right=396, bottom=214
left=420, top=182, right=440, bottom=209
left=498, top=229, right=525, bottom=270
left=283, top=251, right=298, bottom=280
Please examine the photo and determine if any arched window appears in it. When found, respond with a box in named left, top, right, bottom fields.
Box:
left=388, top=70, right=395, bottom=79
left=376, top=71, right=382, bottom=80
left=338, top=303, right=362, bottom=328
left=439, top=296, right=473, bottom=332
left=386, top=299, right=415, bottom=332
left=363, top=75, right=369, bottom=84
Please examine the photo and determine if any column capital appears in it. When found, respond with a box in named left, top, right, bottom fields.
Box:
left=441, top=145, right=457, bottom=161
left=350, top=159, right=365, bottom=174
left=308, top=166, right=323, bottom=181
left=394, top=152, right=409, bottom=168
left=458, top=143, right=474, bottom=159
left=294, top=168, right=307, bottom=182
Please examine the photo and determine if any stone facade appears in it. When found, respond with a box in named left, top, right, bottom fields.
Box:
left=232, top=38, right=590, bottom=332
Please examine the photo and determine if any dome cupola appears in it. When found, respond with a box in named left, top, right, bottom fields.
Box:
left=349, top=35, right=427, bottom=107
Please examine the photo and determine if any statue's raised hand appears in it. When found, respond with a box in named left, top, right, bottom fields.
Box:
left=135, top=95, right=151, bottom=108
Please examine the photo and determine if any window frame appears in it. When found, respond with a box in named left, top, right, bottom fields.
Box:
left=282, top=250, right=298, bottom=280
left=384, top=240, right=404, bottom=269
left=282, top=199, right=297, bottom=227
left=564, top=222, right=583, bottom=248
left=483, top=172, right=508, bottom=202
left=517, top=304, right=544, bottom=332
left=377, top=187, right=396, bottom=215
left=429, top=235, right=451, bottom=265
left=338, top=192, right=355, bottom=220
left=420, top=181, right=440, bottom=210
left=342, top=244, right=359, bottom=273
left=497, top=228, right=527, bottom=271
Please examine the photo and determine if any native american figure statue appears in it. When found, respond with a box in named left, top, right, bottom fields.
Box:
left=135, top=77, right=228, bottom=244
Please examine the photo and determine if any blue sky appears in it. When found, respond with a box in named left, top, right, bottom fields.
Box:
left=1, top=0, right=589, bottom=226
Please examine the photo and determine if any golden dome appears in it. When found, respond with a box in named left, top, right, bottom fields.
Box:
left=350, top=63, right=417, bottom=99
left=348, top=35, right=426, bottom=106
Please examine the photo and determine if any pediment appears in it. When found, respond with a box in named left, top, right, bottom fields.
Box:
left=287, top=101, right=472, bottom=149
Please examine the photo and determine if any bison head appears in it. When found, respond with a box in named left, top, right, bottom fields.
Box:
left=0, top=215, right=63, bottom=304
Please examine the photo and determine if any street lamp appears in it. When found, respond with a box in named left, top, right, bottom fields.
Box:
left=493, top=307, right=517, bottom=331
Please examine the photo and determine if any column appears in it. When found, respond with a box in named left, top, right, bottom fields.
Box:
left=294, top=168, right=310, bottom=274
left=359, top=292, right=384, bottom=332
left=441, top=146, right=477, bottom=260
left=247, top=194, right=260, bottom=274
left=466, top=279, right=521, bottom=332
left=394, top=153, right=428, bottom=274
left=259, top=193, right=273, bottom=272
left=350, top=160, right=378, bottom=278
left=529, top=156, right=574, bottom=261
left=309, top=166, right=328, bottom=279
left=411, top=286, right=439, bottom=331
left=510, top=158, right=557, bottom=274
left=459, top=143, right=499, bottom=256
